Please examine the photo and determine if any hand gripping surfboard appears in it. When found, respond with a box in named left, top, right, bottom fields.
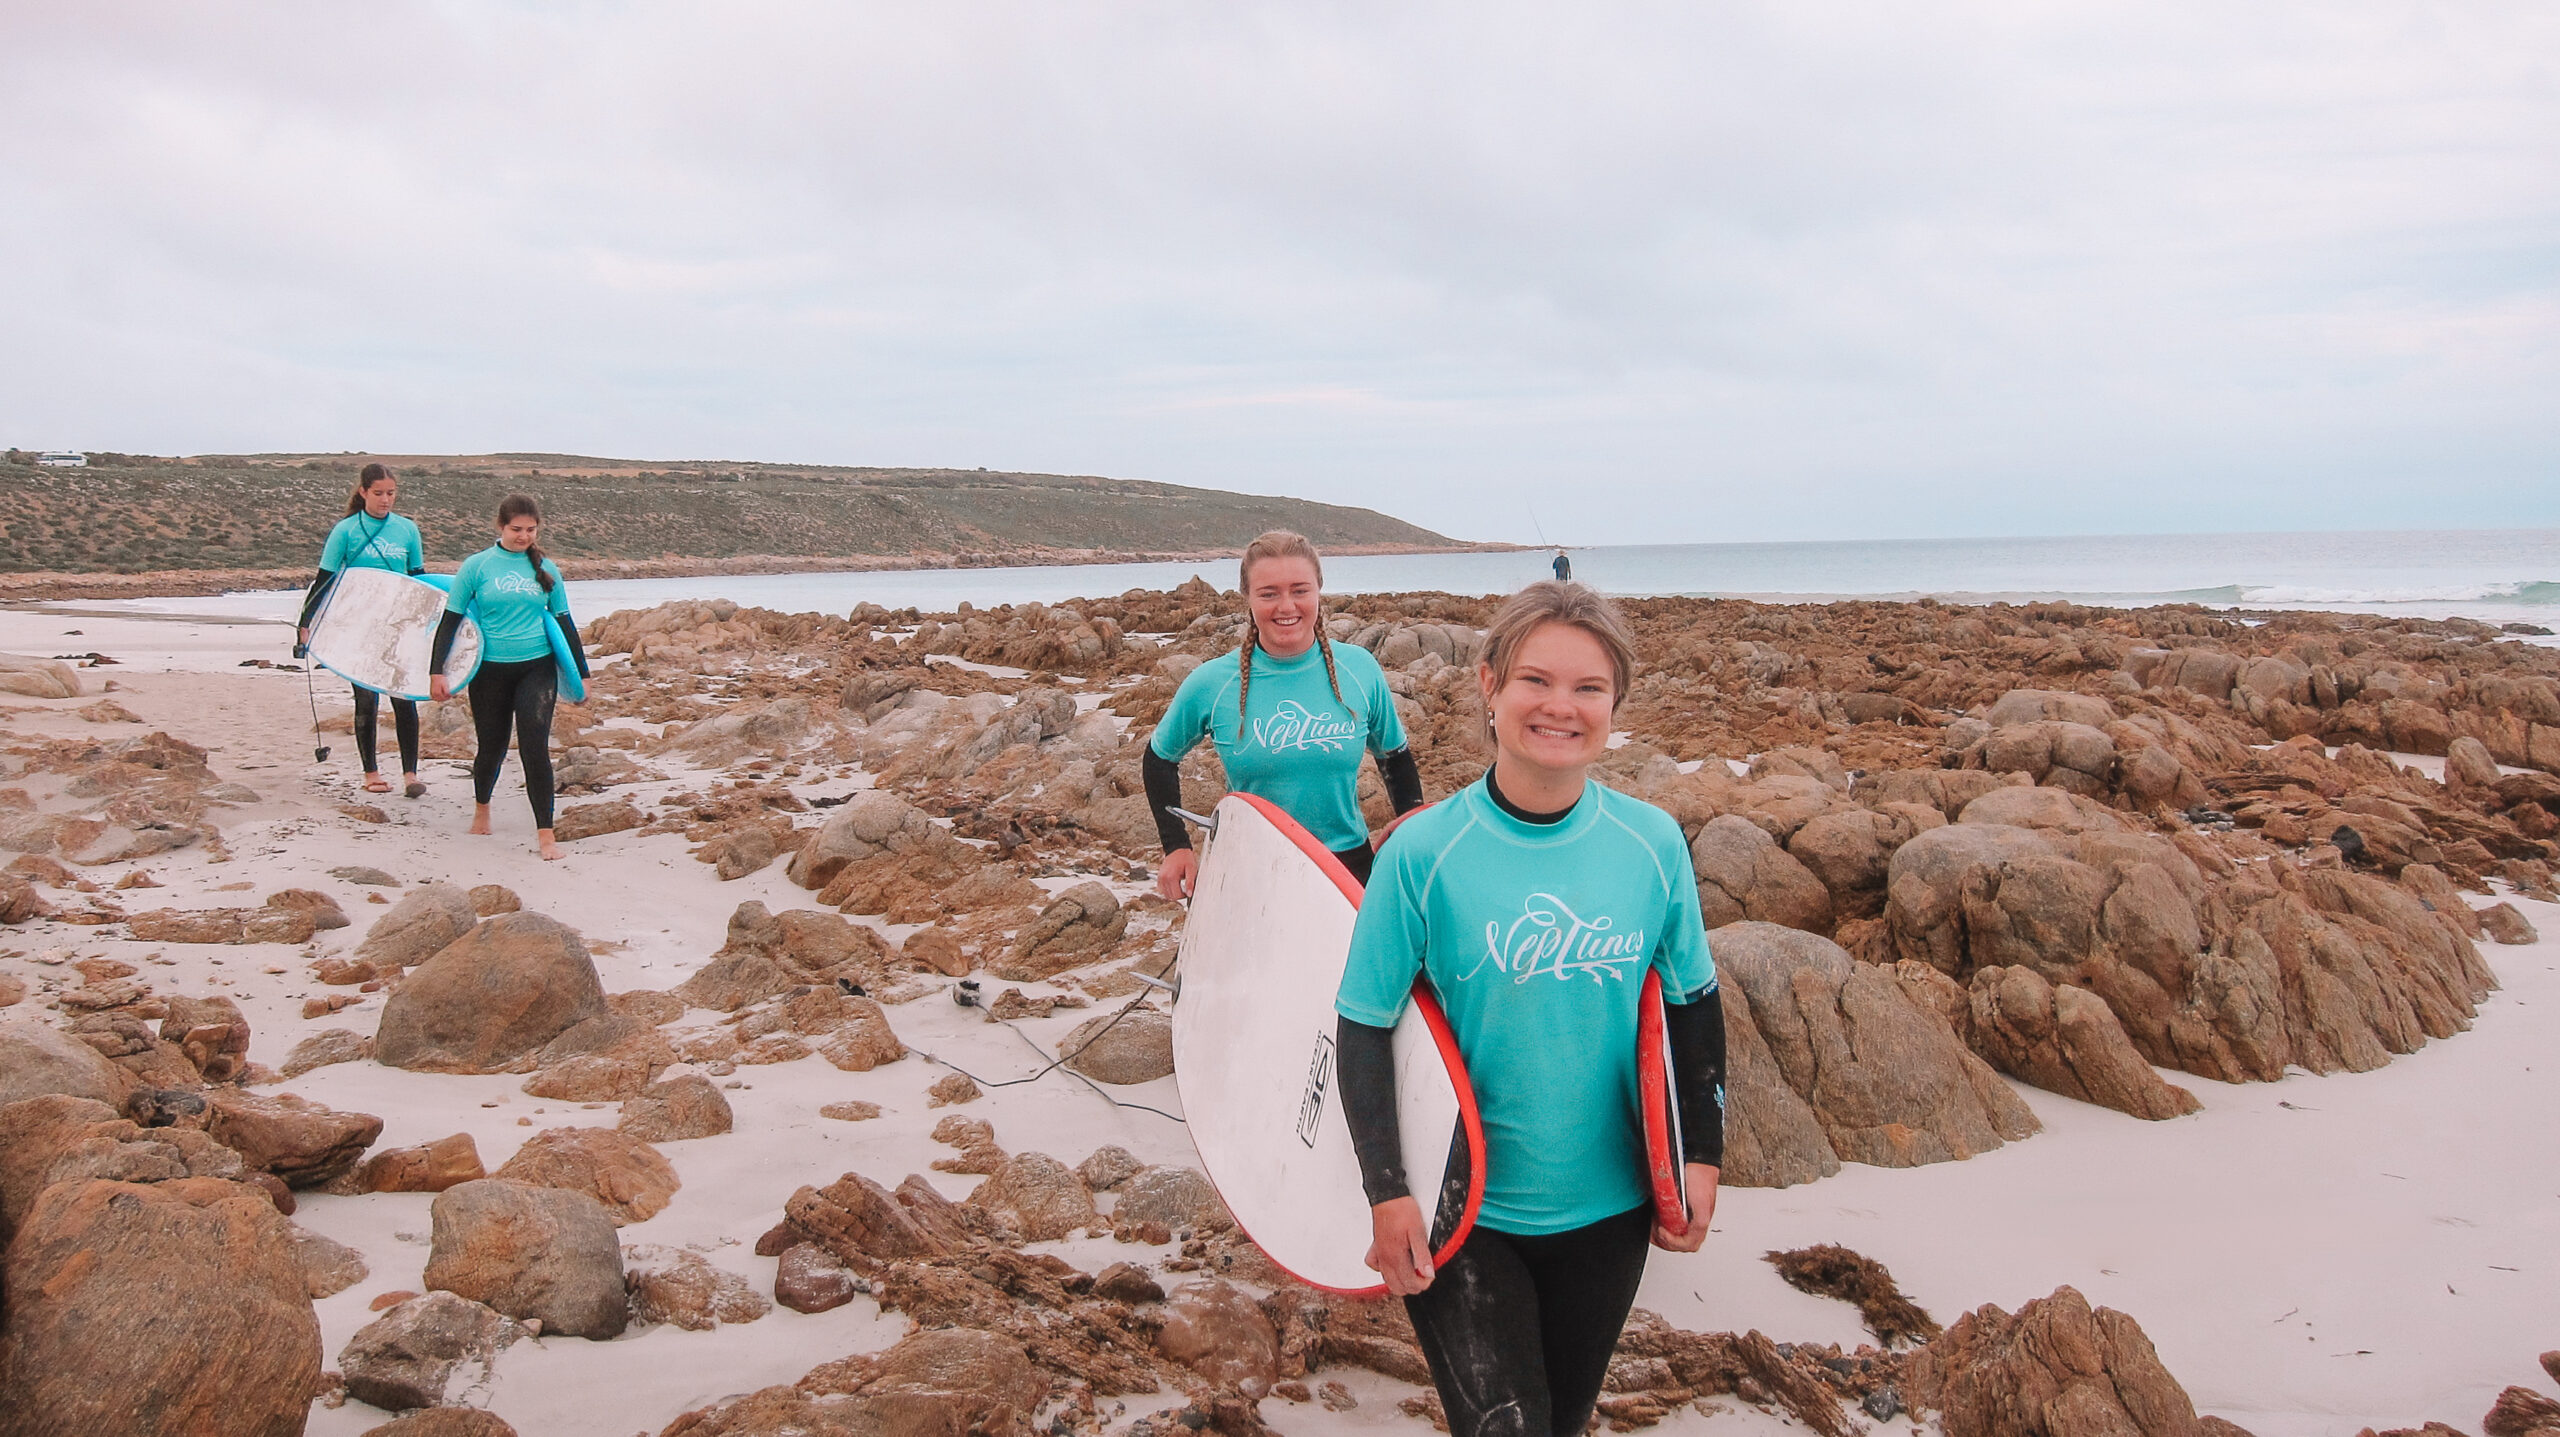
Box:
left=1169, top=793, right=1485, bottom=1295
left=305, top=568, right=483, bottom=702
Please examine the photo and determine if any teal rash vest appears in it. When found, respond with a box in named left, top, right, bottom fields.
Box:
left=445, top=544, right=570, bottom=664
left=1336, top=775, right=1716, bottom=1234
left=320, top=511, right=424, bottom=574
left=1148, top=640, right=1407, bottom=853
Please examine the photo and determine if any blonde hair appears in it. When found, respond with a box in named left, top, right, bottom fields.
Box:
left=1235, top=530, right=1345, bottom=728
left=1479, top=581, right=1638, bottom=712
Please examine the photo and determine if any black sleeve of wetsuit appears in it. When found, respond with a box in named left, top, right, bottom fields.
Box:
left=1378, top=746, right=1424, bottom=815
left=1141, top=746, right=1191, bottom=854
left=1663, top=986, right=1727, bottom=1169
left=555, top=613, right=590, bottom=679
left=429, top=609, right=464, bottom=675
left=1336, top=1016, right=1409, bottom=1207
left=294, top=568, right=337, bottom=632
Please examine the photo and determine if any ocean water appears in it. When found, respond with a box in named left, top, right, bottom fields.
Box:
left=79, top=527, right=2560, bottom=632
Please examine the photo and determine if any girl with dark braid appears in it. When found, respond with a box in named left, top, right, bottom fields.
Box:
left=428, top=494, right=589, bottom=861
left=1145, top=530, right=1425, bottom=895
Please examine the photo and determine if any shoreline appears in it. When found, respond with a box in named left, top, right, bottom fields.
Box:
left=0, top=541, right=1515, bottom=605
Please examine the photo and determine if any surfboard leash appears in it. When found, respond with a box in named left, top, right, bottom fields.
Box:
left=302, top=658, right=330, bottom=763
left=910, top=986, right=1184, bottom=1124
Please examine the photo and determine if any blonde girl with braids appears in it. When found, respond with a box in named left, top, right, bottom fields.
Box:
left=1145, top=531, right=1426, bottom=895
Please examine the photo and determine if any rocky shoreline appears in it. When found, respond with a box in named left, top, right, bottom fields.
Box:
left=1, top=585, right=2556, bottom=1435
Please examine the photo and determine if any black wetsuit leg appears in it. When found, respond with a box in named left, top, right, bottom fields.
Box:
left=352, top=683, right=382, bottom=773
left=467, top=658, right=559, bottom=827
left=389, top=696, right=420, bottom=774
left=1402, top=1207, right=1655, bottom=1437
left=1332, top=841, right=1375, bottom=886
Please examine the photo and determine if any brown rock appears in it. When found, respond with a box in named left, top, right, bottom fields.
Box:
left=608, top=989, right=688, bottom=1025
left=282, top=1027, right=375, bottom=1077
left=265, top=887, right=351, bottom=929
left=786, top=790, right=942, bottom=889
left=782, top=1170, right=967, bottom=1273
left=2485, top=1386, right=2560, bottom=1437
left=711, top=823, right=781, bottom=880
left=625, top=1244, right=771, bottom=1330
left=927, top=1073, right=982, bottom=1106
left=1691, top=814, right=1836, bottom=933
left=1093, top=1261, right=1164, bottom=1304
left=290, top=1224, right=372, bottom=1297
left=356, top=1132, right=489, bottom=1194
left=819, top=1100, right=882, bottom=1122
left=2479, top=902, right=2540, bottom=945
left=1078, top=1144, right=1143, bottom=1192
left=0, top=1179, right=322, bottom=1436
left=1716, top=975, right=1843, bottom=1190
left=967, top=1151, right=1097, bottom=1241
left=469, top=883, right=523, bottom=916
left=375, top=912, right=611, bottom=1073
left=1905, top=1285, right=2198, bottom=1437
left=492, top=1126, right=679, bottom=1224
left=811, top=996, right=907, bottom=1072
left=354, top=881, right=481, bottom=970
left=339, top=1289, right=522, bottom=1411
left=904, top=924, right=972, bottom=976
left=361, top=1408, right=521, bottom=1437
left=554, top=799, right=641, bottom=842
left=1957, top=965, right=2201, bottom=1121
left=1713, top=922, right=2037, bottom=1169
left=425, top=1178, right=629, bottom=1339
left=161, top=992, right=252, bottom=1081
left=1113, top=1165, right=1234, bottom=1234
left=1155, top=1278, right=1282, bottom=1393
left=774, top=1242, right=864, bottom=1313
left=205, top=1088, right=384, bottom=1188
left=0, top=973, right=23, bottom=1007
left=993, top=881, right=1128, bottom=980
left=0, top=1094, right=245, bottom=1242
left=673, top=902, right=894, bottom=1011
left=1058, top=1006, right=1173, bottom=1085
left=2398, top=864, right=2486, bottom=940
left=619, top=1073, right=734, bottom=1141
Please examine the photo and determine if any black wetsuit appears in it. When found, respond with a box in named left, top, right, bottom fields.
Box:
left=1336, top=769, right=1728, bottom=1437
left=432, top=610, right=586, bottom=830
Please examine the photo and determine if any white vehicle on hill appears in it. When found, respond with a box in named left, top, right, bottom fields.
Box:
left=36, top=452, right=86, bottom=467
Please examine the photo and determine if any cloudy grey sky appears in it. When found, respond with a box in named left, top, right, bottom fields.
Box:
left=5, top=3, right=2554, bottom=544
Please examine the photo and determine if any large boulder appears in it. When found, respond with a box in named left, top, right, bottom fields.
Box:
left=352, top=1133, right=488, bottom=1194
left=203, top=1088, right=384, bottom=1188
left=0, top=1094, right=244, bottom=1243
left=624, top=1245, right=771, bottom=1330
left=423, top=1179, right=629, bottom=1339
left=965, top=1152, right=1097, bottom=1242
left=1154, top=1279, right=1282, bottom=1393
left=337, top=1290, right=523, bottom=1411
left=1904, top=1285, right=2202, bottom=1437
left=1939, top=964, right=2200, bottom=1122
left=491, top=1125, right=680, bottom=1225
left=354, top=882, right=481, bottom=970
left=1710, top=923, right=2038, bottom=1169
left=0, top=654, right=81, bottom=699
left=1715, top=978, right=1841, bottom=1190
left=781, top=1171, right=970, bottom=1274
left=1691, top=816, right=1834, bottom=933
left=673, top=902, right=894, bottom=1012
left=0, top=1179, right=322, bottom=1436
left=1111, top=1165, right=1234, bottom=1234
left=618, top=1073, right=734, bottom=1142
left=1985, top=689, right=2118, bottom=730
left=1057, top=1006, right=1173, bottom=1085
left=375, top=912, right=610, bottom=1073
left=0, top=1016, right=138, bottom=1109
left=993, top=882, right=1127, bottom=981
left=786, top=790, right=940, bottom=889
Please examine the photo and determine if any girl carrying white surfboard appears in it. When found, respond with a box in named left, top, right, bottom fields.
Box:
left=1335, top=580, right=1728, bottom=1437
left=428, top=494, right=589, bottom=862
left=1145, top=530, right=1426, bottom=894
left=294, top=463, right=429, bottom=798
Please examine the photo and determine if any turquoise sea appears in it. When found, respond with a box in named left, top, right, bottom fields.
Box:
left=87, top=527, right=2560, bottom=633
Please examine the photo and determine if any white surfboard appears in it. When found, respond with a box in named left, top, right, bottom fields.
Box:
left=305, top=568, right=483, bottom=702
left=1170, top=793, right=1483, bottom=1295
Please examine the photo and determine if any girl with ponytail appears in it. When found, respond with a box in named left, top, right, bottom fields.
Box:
left=428, top=494, right=589, bottom=860
left=294, top=463, right=428, bottom=797
left=1143, top=530, right=1425, bottom=896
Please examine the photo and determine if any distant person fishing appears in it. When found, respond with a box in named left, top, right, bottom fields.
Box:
left=429, top=494, right=589, bottom=862
left=295, top=463, right=428, bottom=798
left=1337, top=580, right=1724, bottom=1437
left=1146, top=530, right=1425, bottom=892
left=1551, top=548, right=1571, bottom=581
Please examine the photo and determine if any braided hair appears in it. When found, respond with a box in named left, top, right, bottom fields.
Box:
left=1235, top=530, right=1349, bottom=731
left=495, top=493, right=555, bottom=593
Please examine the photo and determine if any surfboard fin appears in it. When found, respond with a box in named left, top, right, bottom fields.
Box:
left=1128, top=969, right=1180, bottom=999
left=1169, top=806, right=1218, bottom=834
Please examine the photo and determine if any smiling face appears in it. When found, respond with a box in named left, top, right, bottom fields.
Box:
left=1480, top=620, right=1617, bottom=781
left=497, top=513, right=540, bottom=552
left=1246, top=554, right=1322, bottom=658
left=361, top=476, right=397, bottom=518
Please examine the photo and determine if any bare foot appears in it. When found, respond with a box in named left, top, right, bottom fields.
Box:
left=537, top=830, right=562, bottom=862
left=402, top=773, right=425, bottom=799
left=363, top=772, right=392, bottom=794
left=469, top=804, right=493, bottom=837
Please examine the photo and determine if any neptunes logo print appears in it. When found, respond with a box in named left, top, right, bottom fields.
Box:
left=1249, top=699, right=1360, bottom=754
left=485, top=570, right=545, bottom=599
left=1463, top=891, right=1649, bottom=985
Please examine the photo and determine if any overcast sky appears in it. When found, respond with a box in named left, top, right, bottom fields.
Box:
left=4, top=3, right=2553, bottom=544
